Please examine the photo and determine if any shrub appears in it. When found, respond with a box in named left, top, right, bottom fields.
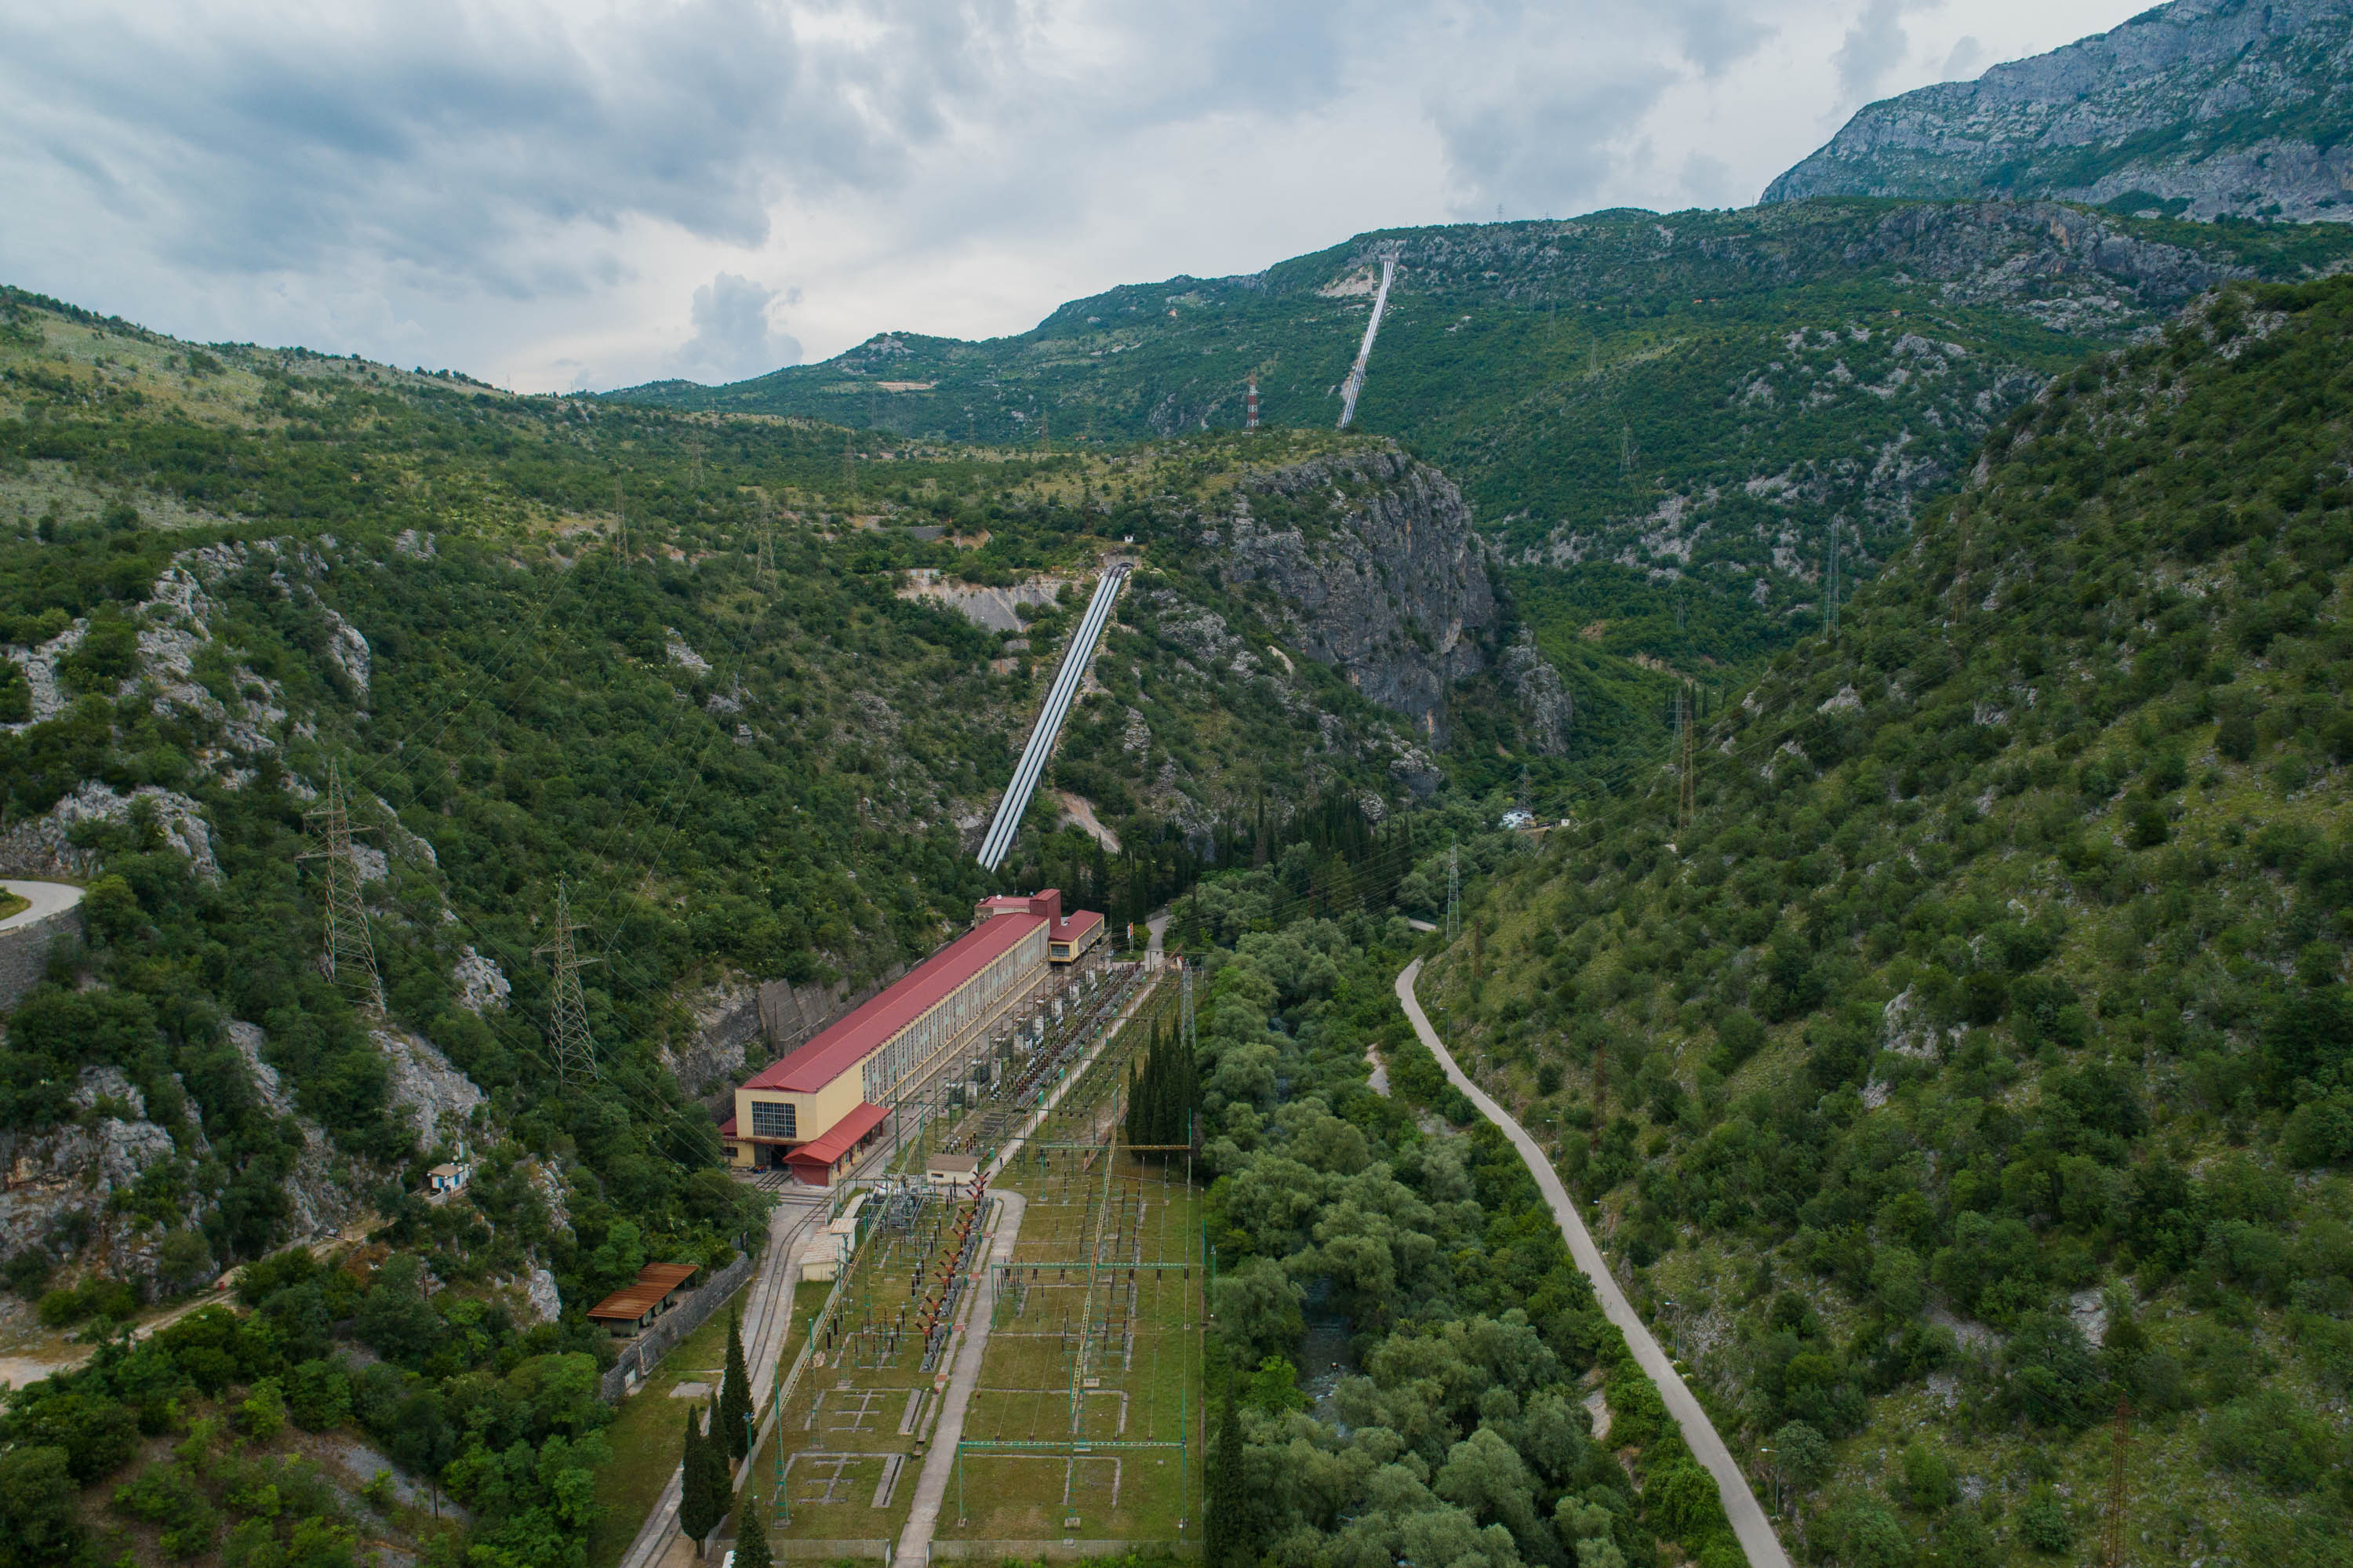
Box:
left=285, top=1359, right=353, bottom=1432
left=2016, top=1488, right=2072, bottom=1553
left=240, top=1379, right=289, bottom=1441
left=1, top=1249, right=52, bottom=1299
left=2207, top=1388, right=2333, bottom=1490
left=2217, top=714, right=2258, bottom=761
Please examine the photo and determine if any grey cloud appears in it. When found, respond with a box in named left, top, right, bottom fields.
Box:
left=1940, top=35, right=1988, bottom=81
left=1675, top=2, right=1776, bottom=76
left=675, top=272, right=802, bottom=383
left=0, top=1, right=994, bottom=294
left=1833, top=0, right=1923, bottom=106
left=1426, top=56, right=1678, bottom=218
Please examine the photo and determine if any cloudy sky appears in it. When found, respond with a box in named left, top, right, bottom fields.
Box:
left=0, top=0, right=2151, bottom=394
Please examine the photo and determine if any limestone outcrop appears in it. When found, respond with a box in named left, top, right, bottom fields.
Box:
left=1765, top=0, right=2353, bottom=222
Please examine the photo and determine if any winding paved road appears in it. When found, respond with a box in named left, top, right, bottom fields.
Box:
left=1395, top=959, right=1790, bottom=1568
left=1, top=879, right=83, bottom=931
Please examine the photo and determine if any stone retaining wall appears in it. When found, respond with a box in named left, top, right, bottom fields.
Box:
left=598, top=1250, right=756, bottom=1403
left=0, top=900, right=81, bottom=1013
left=929, top=1541, right=1199, bottom=1562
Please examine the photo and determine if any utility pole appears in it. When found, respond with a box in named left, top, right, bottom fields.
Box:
left=301, top=764, right=384, bottom=1017
left=1180, top=960, right=1197, bottom=1064
left=538, top=879, right=597, bottom=1086
left=1445, top=841, right=1460, bottom=946
left=2104, top=1397, right=2131, bottom=1567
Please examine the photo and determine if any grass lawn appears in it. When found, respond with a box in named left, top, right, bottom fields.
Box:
left=0, top=891, right=29, bottom=922
left=595, top=1277, right=836, bottom=1567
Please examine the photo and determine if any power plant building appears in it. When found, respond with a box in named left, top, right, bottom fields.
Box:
left=722, top=890, right=1104, bottom=1184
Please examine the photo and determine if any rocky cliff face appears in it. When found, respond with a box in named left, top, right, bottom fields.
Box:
left=1209, top=447, right=1499, bottom=746
left=1765, top=0, right=2353, bottom=221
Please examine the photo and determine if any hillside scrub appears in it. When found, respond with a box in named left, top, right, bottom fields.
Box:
left=1184, top=880, right=1742, bottom=1568
left=1431, top=275, right=2353, bottom=1563
left=0, top=293, right=1489, bottom=1564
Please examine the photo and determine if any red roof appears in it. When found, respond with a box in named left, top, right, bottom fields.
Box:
left=718, top=1115, right=737, bottom=1137
left=586, top=1262, right=699, bottom=1322
left=784, top=1101, right=891, bottom=1170
left=745, top=911, right=1049, bottom=1093
left=1051, top=911, right=1103, bottom=944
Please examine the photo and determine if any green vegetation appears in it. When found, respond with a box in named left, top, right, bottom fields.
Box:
left=0, top=1250, right=613, bottom=1566
left=0, top=286, right=1484, bottom=1567
left=1434, top=275, right=2353, bottom=1562
left=612, top=199, right=2353, bottom=740
left=1180, top=870, right=1740, bottom=1568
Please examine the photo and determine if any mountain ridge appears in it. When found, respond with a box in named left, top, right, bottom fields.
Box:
left=1765, top=0, right=2353, bottom=221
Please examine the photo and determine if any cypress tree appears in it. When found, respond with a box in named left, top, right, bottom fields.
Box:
left=1206, top=1376, right=1246, bottom=1568
left=732, top=1484, right=773, bottom=1568
left=678, top=1406, right=718, bottom=1548
left=707, top=1400, right=736, bottom=1520
left=721, top=1309, right=754, bottom=1461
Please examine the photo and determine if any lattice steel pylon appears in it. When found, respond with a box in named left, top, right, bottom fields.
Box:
left=301, top=764, right=384, bottom=1016
left=537, top=879, right=597, bottom=1085
left=2104, top=1395, right=2132, bottom=1567
left=1180, top=961, right=1198, bottom=1061
left=1825, top=517, right=1842, bottom=637
left=1445, top=841, right=1460, bottom=945
left=755, top=504, right=778, bottom=596
left=1678, top=681, right=1697, bottom=835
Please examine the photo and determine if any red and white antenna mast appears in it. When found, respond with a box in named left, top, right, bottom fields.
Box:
left=1245, top=378, right=1260, bottom=431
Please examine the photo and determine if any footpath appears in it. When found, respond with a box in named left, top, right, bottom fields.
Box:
left=1395, top=958, right=1791, bottom=1568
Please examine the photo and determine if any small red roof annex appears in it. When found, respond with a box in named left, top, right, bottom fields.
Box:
left=784, top=1101, right=891, bottom=1170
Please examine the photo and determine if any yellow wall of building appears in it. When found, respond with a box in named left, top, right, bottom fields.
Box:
left=729, top=920, right=1057, bottom=1165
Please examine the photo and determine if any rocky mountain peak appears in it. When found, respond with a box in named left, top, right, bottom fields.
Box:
left=1765, top=0, right=2353, bottom=221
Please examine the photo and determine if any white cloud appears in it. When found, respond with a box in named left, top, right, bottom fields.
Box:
left=674, top=272, right=802, bottom=384
left=0, top=0, right=2155, bottom=392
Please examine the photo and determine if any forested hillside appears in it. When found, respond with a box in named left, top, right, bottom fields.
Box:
left=0, top=284, right=1525, bottom=1566
left=1136, top=852, right=1757, bottom=1568
left=1427, top=275, right=2353, bottom=1565
left=612, top=199, right=2353, bottom=740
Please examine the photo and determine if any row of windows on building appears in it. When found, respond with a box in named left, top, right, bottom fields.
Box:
left=751, top=1101, right=796, bottom=1139
left=857, top=932, right=1042, bottom=1104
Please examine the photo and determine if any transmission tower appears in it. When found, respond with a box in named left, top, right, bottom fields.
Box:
left=688, top=437, right=704, bottom=490
left=755, top=503, right=778, bottom=596
left=1825, top=518, right=1841, bottom=637
left=613, top=478, right=628, bottom=562
left=302, top=764, right=384, bottom=1016
left=537, top=879, right=598, bottom=1086
left=1445, top=841, right=1460, bottom=945
left=1180, top=960, right=1198, bottom=1061
left=844, top=431, right=856, bottom=500
left=1678, top=680, right=1697, bottom=835
left=1620, top=424, right=1635, bottom=478
left=2104, top=1397, right=2131, bottom=1567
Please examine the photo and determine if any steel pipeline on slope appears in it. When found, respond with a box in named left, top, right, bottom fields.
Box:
left=976, top=564, right=1129, bottom=871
